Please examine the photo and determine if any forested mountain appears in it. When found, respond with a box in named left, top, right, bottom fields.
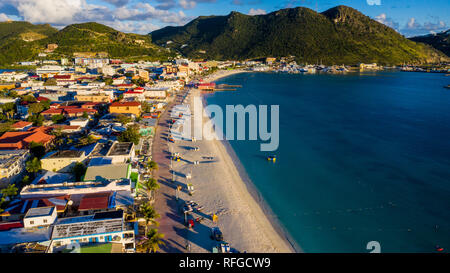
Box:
left=150, top=5, right=448, bottom=65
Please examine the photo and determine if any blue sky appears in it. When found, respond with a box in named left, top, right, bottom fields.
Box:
left=0, top=0, right=448, bottom=37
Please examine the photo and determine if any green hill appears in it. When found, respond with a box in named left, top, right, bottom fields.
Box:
left=410, top=29, right=450, bottom=57
left=0, top=21, right=172, bottom=65
left=150, top=5, right=448, bottom=65
left=0, top=21, right=57, bottom=65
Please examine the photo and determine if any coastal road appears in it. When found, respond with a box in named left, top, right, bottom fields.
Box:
left=152, top=90, right=189, bottom=253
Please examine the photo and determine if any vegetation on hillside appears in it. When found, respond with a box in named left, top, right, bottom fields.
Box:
left=0, top=21, right=173, bottom=65
left=150, top=5, right=448, bottom=65
left=410, top=29, right=450, bottom=57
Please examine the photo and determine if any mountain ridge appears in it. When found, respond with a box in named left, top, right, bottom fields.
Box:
left=410, top=29, right=450, bottom=57
left=150, top=5, right=448, bottom=64
left=0, top=21, right=172, bottom=65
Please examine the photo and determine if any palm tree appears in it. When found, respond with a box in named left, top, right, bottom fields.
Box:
left=139, top=178, right=159, bottom=202
left=139, top=203, right=160, bottom=234
left=147, top=160, right=158, bottom=175
left=137, top=228, right=165, bottom=253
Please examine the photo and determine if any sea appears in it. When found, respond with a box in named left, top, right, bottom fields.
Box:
left=205, top=70, right=450, bottom=253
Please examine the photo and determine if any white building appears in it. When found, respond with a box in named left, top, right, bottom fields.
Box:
left=36, top=65, right=64, bottom=76
left=23, top=206, right=58, bottom=229
left=47, top=210, right=135, bottom=253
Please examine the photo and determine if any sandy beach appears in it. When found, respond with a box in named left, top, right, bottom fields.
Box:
left=167, top=69, right=295, bottom=253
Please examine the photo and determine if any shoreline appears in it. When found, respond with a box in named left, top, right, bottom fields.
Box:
left=200, top=69, right=300, bottom=252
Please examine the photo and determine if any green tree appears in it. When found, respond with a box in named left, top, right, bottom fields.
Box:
left=29, top=141, right=46, bottom=159
left=82, top=111, right=89, bottom=119
left=28, top=103, right=44, bottom=115
left=77, top=135, right=96, bottom=147
left=72, top=162, right=87, bottom=181
left=51, top=114, right=65, bottom=124
left=140, top=178, right=159, bottom=201
left=28, top=114, right=44, bottom=126
left=0, top=184, right=18, bottom=198
left=115, top=114, right=131, bottom=125
left=139, top=203, right=160, bottom=235
left=137, top=228, right=165, bottom=253
left=118, top=124, right=140, bottom=145
left=26, top=157, right=42, bottom=175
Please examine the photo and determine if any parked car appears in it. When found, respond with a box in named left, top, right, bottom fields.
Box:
left=210, top=227, right=223, bottom=241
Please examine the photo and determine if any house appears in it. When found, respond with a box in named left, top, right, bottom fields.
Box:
left=0, top=195, right=69, bottom=222
left=123, top=90, right=145, bottom=101
left=109, top=101, right=141, bottom=117
left=75, top=93, right=111, bottom=103
left=41, top=150, right=86, bottom=173
left=41, top=105, right=97, bottom=119
left=69, top=118, right=89, bottom=128
left=23, top=206, right=58, bottom=229
left=47, top=210, right=135, bottom=253
left=0, top=150, right=30, bottom=187
left=0, top=128, right=55, bottom=150
left=83, top=163, right=131, bottom=181
left=11, top=121, right=33, bottom=131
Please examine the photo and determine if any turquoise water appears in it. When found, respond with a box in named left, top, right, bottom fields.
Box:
left=206, top=71, right=450, bottom=253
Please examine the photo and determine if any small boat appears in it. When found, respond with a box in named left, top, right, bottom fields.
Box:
left=267, top=155, right=277, bottom=162
left=445, top=85, right=450, bottom=89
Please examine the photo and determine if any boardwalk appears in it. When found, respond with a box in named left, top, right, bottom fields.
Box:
left=152, top=91, right=189, bottom=253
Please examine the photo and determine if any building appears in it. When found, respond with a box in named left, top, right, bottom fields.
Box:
left=84, top=163, right=131, bottom=182
left=77, top=192, right=115, bottom=215
left=41, top=150, right=86, bottom=173
left=0, top=128, right=55, bottom=150
left=75, top=94, right=111, bottom=103
left=0, top=150, right=29, bottom=186
left=47, top=210, right=135, bottom=253
left=0, top=195, right=69, bottom=222
left=23, top=206, right=58, bottom=229
left=36, top=65, right=64, bottom=77
left=69, top=118, right=89, bottom=128
left=11, top=121, right=33, bottom=131
left=109, top=102, right=141, bottom=117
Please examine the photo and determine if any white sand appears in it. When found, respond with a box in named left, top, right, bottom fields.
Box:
left=169, top=70, right=294, bottom=253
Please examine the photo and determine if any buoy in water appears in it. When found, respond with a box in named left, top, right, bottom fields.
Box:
left=267, top=156, right=277, bottom=162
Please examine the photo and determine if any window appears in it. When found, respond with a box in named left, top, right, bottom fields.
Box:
left=29, top=221, right=34, bottom=225
left=43, top=219, right=47, bottom=223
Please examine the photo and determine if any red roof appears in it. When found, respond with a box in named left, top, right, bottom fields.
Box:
left=53, top=75, right=71, bottom=79
left=36, top=96, right=50, bottom=101
left=0, top=221, right=23, bottom=231
left=78, top=192, right=111, bottom=211
left=110, top=101, right=141, bottom=107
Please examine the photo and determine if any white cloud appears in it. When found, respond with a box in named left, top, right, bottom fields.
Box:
left=0, top=0, right=194, bottom=34
left=374, top=13, right=399, bottom=30
left=0, top=13, right=10, bottom=21
left=248, top=8, right=266, bottom=16
left=179, top=0, right=197, bottom=9
left=366, top=0, right=381, bottom=6
left=402, top=17, right=448, bottom=37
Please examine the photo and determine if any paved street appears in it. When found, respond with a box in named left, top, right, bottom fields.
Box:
left=152, top=91, right=189, bottom=253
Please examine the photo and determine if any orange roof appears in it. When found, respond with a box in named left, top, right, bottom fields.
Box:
left=0, top=130, right=54, bottom=149
left=11, top=121, right=32, bottom=129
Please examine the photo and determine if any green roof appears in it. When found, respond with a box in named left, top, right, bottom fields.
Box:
left=80, top=243, right=113, bottom=253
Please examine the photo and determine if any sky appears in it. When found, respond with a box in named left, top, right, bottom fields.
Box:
left=0, top=0, right=448, bottom=37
